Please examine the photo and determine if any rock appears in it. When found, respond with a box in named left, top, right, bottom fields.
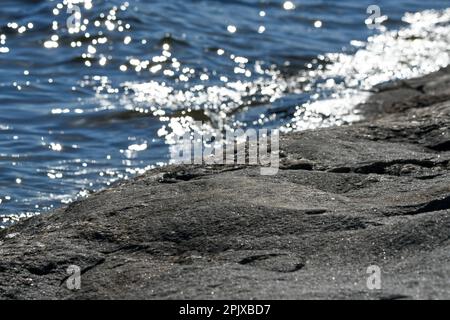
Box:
left=0, top=67, right=450, bottom=299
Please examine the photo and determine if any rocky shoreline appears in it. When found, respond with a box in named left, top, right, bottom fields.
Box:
left=1, top=67, right=449, bottom=300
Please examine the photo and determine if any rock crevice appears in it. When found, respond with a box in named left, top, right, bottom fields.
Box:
left=1, top=67, right=450, bottom=300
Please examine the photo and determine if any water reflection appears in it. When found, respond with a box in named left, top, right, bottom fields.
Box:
left=0, top=0, right=449, bottom=226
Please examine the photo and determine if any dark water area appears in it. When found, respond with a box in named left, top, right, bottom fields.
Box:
left=0, top=0, right=449, bottom=224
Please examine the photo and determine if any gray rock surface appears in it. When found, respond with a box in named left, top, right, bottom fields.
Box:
left=1, top=67, right=449, bottom=300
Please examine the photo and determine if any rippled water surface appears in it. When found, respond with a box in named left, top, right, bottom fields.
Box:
left=1, top=0, right=450, bottom=225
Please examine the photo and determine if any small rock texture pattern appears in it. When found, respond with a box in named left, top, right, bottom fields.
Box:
left=1, top=67, right=449, bottom=300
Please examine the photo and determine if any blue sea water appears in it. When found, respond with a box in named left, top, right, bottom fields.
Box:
left=0, top=0, right=449, bottom=224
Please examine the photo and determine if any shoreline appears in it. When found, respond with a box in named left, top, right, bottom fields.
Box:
left=0, top=66, right=449, bottom=299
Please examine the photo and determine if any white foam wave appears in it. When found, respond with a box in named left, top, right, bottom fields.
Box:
left=113, top=8, right=450, bottom=140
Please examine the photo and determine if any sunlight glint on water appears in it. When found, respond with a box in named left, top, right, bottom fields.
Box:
left=0, top=0, right=449, bottom=227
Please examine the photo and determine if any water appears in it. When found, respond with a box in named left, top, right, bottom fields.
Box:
left=1, top=0, right=449, bottom=226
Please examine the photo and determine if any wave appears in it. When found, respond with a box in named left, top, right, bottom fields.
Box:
left=116, top=8, right=450, bottom=143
